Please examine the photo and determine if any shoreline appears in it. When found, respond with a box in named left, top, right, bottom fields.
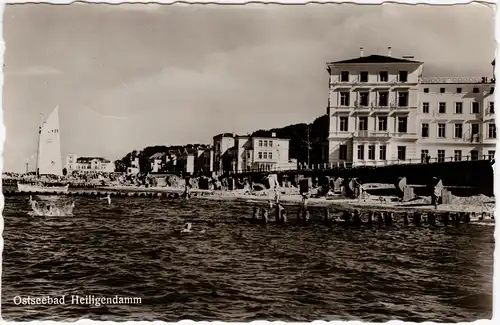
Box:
left=4, top=184, right=494, bottom=215
left=98, top=185, right=494, bottom=215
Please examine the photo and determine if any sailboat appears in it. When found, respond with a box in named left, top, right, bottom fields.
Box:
left=18, top=106, right=69, bottom=193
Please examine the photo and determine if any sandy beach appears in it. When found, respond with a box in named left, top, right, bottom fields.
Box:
left=99, top=185, right=495, bottom=215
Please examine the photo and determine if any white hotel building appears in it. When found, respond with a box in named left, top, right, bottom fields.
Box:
left=327, top=47, right=495, bottom=166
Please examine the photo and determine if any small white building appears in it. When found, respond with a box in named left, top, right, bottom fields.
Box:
left=65, top=154, right=115, bottom=173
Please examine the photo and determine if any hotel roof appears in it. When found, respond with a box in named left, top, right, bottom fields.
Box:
left=329, top=54, right=421, bottom=64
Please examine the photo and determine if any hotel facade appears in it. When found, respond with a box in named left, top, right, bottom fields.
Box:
left=327, top=48, right=495, bottom=166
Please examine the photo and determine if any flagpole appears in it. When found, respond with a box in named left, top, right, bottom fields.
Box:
left=35, top=113, right=43, bottom=177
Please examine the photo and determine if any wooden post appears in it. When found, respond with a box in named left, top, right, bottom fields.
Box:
left=324, top=208, right=330, bottom=223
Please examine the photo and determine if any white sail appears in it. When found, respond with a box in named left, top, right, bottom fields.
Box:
left=37, top=106, right=63, bottom=176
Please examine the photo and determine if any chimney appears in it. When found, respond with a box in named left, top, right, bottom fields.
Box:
left=388, top=46, right=392, bottom=57
left=360, top=47, right=364, bottom=57
left=271, top=132, right=276, bottom=138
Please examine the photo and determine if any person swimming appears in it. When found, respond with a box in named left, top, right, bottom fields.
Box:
left=100, top=194, right=111, bottom=205
left=181, top=222, right=192, bottom=233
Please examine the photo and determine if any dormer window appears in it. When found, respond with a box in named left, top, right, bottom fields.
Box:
left=340, top=71, right=349, bottom=82
left=360, top=71, right=368, bottom=83
left=379, top=71, right=388, bottom=82
left=399, top=71, right=408, bottom=83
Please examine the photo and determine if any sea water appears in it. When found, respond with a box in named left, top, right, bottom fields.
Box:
left=1, top=195, right=494, bottom=321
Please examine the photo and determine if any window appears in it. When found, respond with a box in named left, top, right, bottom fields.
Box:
left=378, top=91, right=388, bottom=106
left=340, top=92, right=350, bottom=106
left=258, top=140, right=262, bottom=147
left=457, top=87, right=462, bottom=93
left=258, top=152, right=262, bottom=159
left=379, top=71, right=388, bottom=82
left=490, top=87, right=494, bottom=94
left=454, top=150, right=462, bottom=161
left=359, top=117, right=368, bottom=131
left=340, top=71, right=349, bottom=82
left=340, top=116, right=349, bottom=131
left=397, top=116, right=408, bottom=133
left=264, top=140, right=268, bottom=147
left=488, top=123, right=496, bottom=139
left=360, top=71, right=368, bottom=83
left=473, top=87, right=479, bottom=93
left=455, top=102, right=463, bottom=114
left=359, top=92, right=369, bottom=106
left=399, top=71, right=408, bottom=83
left=357, top=145, right=364, bottom=160
left=421, top=123, right=429, bottom=137
left=268, top=152, right=272, bottom=159
left=339, top=145, right=347, bottom=160
left=378, top=116, right=387, bottom=131
left=422, top=102, right=429, bottom=113
left=471, top=150, right=479, bottom=161
left=438, top=102, right=446, bottom=114
left=269, top=140, right=273, bottom=147
left=454, top=123, right=463, bottom=138
left=379, top=145, right=387, bottom=160
left=368, top=145, right=375, bottom=160
left=247, top=152, right=251, bottom=158
left=489, top=102, right=494, bottom=114
left=471, top=124, right=480, bottom=142
left=263, top=152, right=268, bottom=159
left=397, top=146, right=406, bottom=160
left=440, top=88, right=445, bottom=94
left=423, top=88, right=429, bottom=93
left=421, top=149, right=429, bottom=163
left=472, top=102, right=480, bottom=114
left=438, top=123, right=446, bottom=138
left=398, top=91, right=409, bottom=107
left=339, top=144, right=347, bottom=160
left=488, top=150, right=495, bottom=160
left=437, top=150, right=445, bottom=163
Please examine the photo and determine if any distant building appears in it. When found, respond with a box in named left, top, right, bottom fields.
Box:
left=66, top=154, right=115, bottom=173
left=153, top=145, right=212, bottom=175
left=127, top=157, right=140, bottom=175
left=213, top=133, right=236, bottom=174
left=150, top=152, right=166, bottom=173
left=326, top=47, right=495, bottom=166
left=213, top=132, right=294, bottom=174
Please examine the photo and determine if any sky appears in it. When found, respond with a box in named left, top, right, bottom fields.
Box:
left=2, top=2, right=496, bottom=173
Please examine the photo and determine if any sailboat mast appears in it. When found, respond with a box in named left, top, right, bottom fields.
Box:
left=35, top=113, right=43, bottom=177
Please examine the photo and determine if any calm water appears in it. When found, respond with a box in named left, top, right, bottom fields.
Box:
left=1, top=195, right=494, bottom=322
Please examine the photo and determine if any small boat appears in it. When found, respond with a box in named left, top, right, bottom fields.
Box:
left=18, top=183, right=69, bottom=193
left=18, top=106, right=69, bottom=194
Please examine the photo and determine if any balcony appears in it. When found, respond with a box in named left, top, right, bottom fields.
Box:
left=370, top=101, right=390, bottom=112
left=353, top=130, right=391, bottom=138
left=328, top=131, right=354, bottom=140
left=420, top=76, right=493, bottom=84
left=391, top=132, right=419, bottom=140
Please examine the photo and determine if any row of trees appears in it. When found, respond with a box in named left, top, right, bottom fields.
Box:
left=114, top=114, right=329, bottom=173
